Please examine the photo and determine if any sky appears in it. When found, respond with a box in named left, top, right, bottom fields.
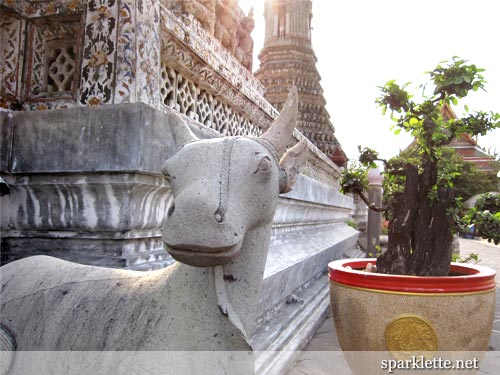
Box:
left=239, top=0, right=500, bottom=161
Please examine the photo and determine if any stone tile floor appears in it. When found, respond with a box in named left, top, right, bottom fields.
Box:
left=286, top=239, right=500, bottom=375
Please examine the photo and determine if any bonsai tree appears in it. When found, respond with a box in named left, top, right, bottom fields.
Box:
left=342, top=58, right=500, bottom=276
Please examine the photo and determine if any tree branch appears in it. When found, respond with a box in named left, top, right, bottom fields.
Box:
left=355, top=190, right=388, bottom=213
left=375, top=158, right=390, bottom=169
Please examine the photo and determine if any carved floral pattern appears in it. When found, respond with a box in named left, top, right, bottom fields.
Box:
left=80, top=0, right=118, bottom=105
left=135, top=0, right=161, bottom=107
left=114, top=0, right=136, bottom=103
left=0, top=11, right=25, bottom=104
left=0, top=0, right=83, bottom=18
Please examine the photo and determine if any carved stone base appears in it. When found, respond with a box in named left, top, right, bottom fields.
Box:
left=1, top=234, right=173, bottom=269
left=0, top=104, right=175, bottom=269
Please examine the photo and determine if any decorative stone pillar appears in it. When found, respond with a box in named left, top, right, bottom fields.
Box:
left=367, top=167, right=383, bottom=256
left=80, top=0, right=161, bottom=107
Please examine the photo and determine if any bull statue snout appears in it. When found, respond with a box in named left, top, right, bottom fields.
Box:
left=162, top=87, right=308, bottom=267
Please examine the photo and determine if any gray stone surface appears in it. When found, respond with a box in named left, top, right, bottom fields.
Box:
left=0, top=104, right=176, bottom=268
left=262, top=174, right=356, bottom=318
left=0, top=111, right=13, bottom=172
left=254, top=274, right=332, bottom=375
left=249, top=172, right=357, bottom=375
left=1, top=173, right=171, bottom=268
left=261, top=224, right=357, bottom=319
left=2, top=103, right=175, bottom=174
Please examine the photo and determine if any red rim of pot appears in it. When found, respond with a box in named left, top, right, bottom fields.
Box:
left=328, top=258, right=496, bottom=294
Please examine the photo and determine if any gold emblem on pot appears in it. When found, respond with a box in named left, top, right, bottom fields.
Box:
left=385, top=314, right=438, bottom=360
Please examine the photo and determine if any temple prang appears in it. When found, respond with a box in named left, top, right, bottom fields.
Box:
left=256, top=0, right=348, bottom=168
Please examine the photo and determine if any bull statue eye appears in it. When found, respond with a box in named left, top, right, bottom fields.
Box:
left=254, top=156, right=273, bottom=174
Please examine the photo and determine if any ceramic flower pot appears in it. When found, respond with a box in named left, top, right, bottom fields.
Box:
left=328, top=258, right=496, bottom=374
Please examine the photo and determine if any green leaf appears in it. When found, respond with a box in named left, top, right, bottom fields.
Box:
left=394, top=128, right=401, bottom=135
left=409, top=117, right=419, bottom=126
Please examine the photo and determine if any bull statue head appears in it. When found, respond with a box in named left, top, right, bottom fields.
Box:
left=162, top=87, right=307, bottom=267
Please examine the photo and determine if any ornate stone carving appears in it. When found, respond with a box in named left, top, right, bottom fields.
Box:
left=159, top=60, right=261, bottom=136
left=0, top=0, right=84, bottom=18
left=25, top=15, right=82, bottom=101
left=214, top=0, right=239, bottom=55
left=187, top=0, right=216, bottom=35
left=160, top=65, right=177, bottom=107
left=196, top=89, right=214, bottom=126
left=46, top=42, right=77, bottom=92
left=0, top=9, right=25, bottom=108
left=0, top=1, right=342, bottom=189
left=135, top=0, right=161, bottom=107
left=160, top=6, right=273, bottom=118
left=80, top=0, right=117, bottom=105
left=212, top=98, right=230, bottom=135
left=175, top=73, right=197, bottom=118
left=235, top=9, right=255, bottom=71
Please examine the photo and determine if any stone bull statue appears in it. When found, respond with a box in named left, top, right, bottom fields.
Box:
left=0, top=88, right=307, bottom=374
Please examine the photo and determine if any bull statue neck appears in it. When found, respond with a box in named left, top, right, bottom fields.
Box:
left=214, top=225, right=272, bottom=339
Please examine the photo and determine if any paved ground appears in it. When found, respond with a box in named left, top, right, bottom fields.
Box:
left=286, top=238, right=500, bottom=375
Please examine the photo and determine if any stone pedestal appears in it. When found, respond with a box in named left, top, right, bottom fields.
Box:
left=367, top=168, right=383, bottom=256
left=1, top=104, right=175, bottom=269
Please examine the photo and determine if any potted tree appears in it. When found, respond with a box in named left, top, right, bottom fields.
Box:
left=329, top=58, right=499, bottom=370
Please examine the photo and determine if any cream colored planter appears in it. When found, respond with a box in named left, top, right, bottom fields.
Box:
left=328, top=259, right=496, bottom=374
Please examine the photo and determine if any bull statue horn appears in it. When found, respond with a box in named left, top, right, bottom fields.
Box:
left=260, top=86, right=298, bottom=156
left=170, top=112, right=199, bottom=149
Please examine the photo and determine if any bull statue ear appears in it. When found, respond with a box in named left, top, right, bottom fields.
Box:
left=170, top=112, right=199, bottom=149
left=279, top=139, right=309, bottom=193
left=260, top=86, right=298, bottom=156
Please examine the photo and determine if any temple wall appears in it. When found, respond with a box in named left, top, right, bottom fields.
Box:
left=0, top=1, right=357, bottom=371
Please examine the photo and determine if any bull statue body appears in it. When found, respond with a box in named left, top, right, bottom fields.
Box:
left=0, top=88, right=307, bottom=374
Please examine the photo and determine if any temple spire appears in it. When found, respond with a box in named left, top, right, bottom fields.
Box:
left=256, top=0, right=347, bottom=167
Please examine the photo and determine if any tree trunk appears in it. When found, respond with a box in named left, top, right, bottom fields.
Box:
left=377, top=162, right=455, bottom=276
